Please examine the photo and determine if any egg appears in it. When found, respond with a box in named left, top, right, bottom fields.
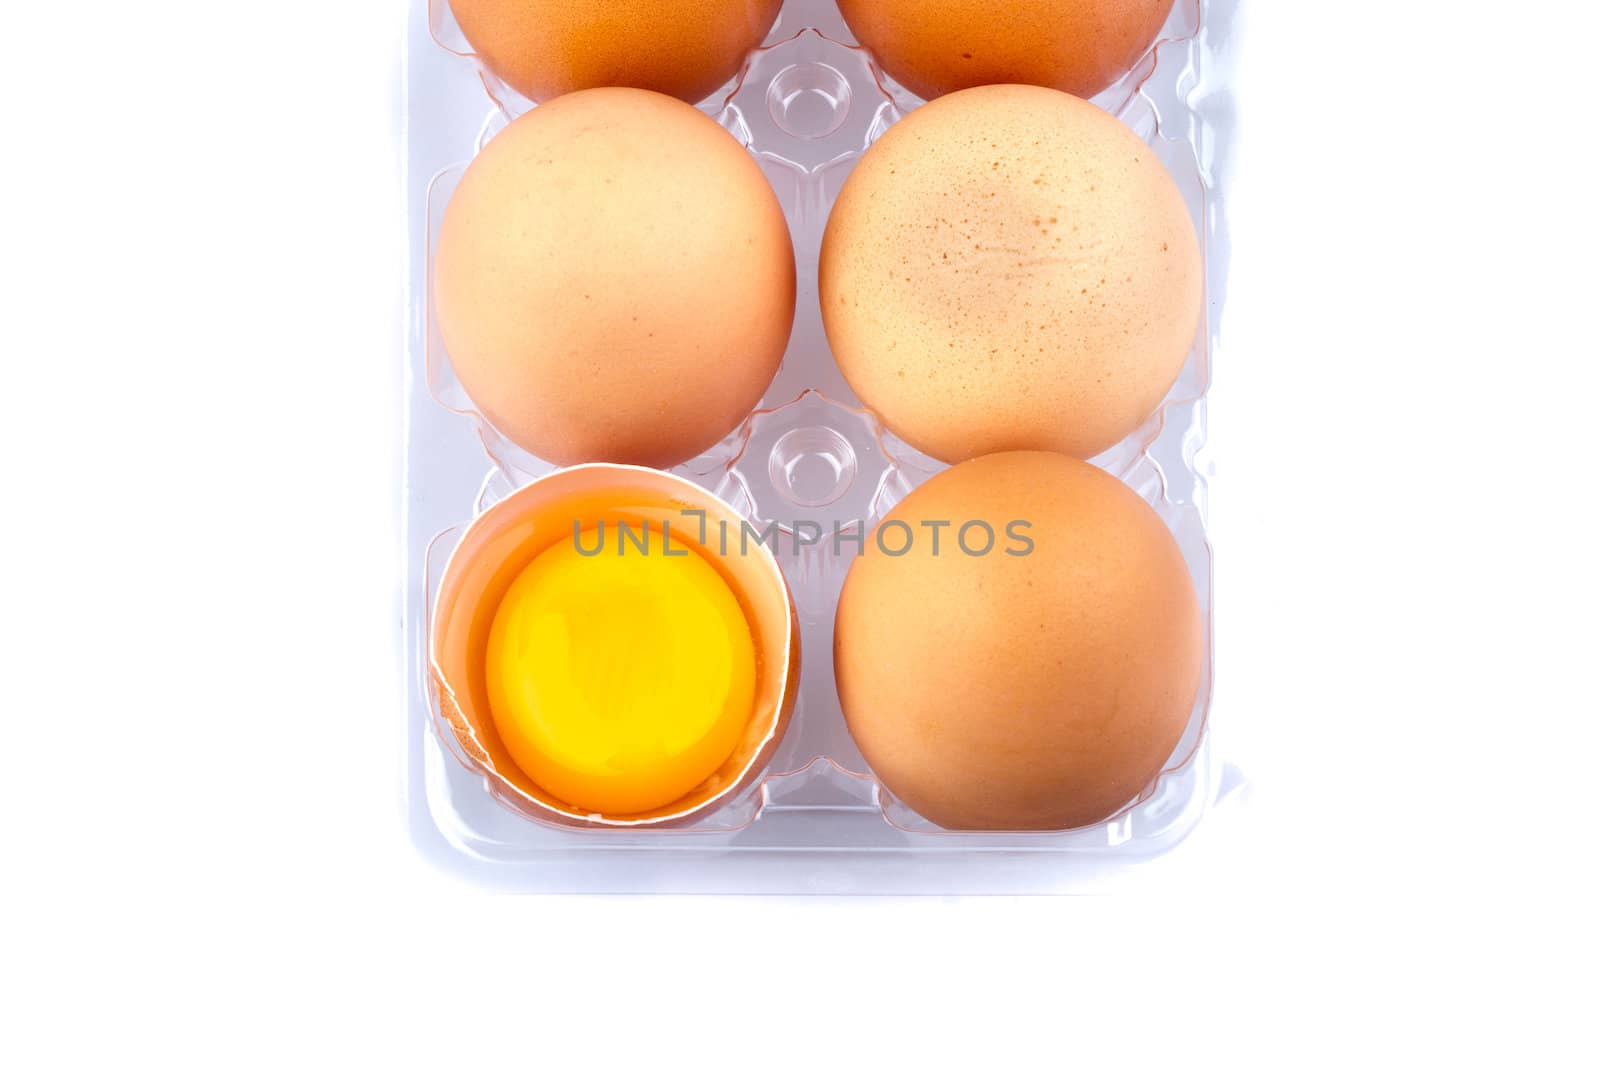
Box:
left=433, top=88, right=796, bottom=469
left=819, top=84, right=1202, bottom=462
left=450, top=0, right=782, bottom=104
left=484, top=525, right=758, bottom=815
left=836, top=0, right=1175, bottom=101
left=833, top=451, right=1203, bottom=831
left=430, top=463, right=800, bottom=827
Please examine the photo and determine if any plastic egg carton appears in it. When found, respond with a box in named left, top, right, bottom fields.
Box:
left=404, top=0, right=1233, bottom=892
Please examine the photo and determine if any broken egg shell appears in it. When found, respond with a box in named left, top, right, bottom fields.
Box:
left=428, top=463, right=799, bottom=828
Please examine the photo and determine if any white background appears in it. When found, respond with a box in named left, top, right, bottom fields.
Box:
left=3, top=1, right=1597, bottom=1061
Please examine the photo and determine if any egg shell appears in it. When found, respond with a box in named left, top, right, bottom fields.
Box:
left=819, top=84, right=1202, bottom=462
left=833, top=451, right=1203, bottom=832
left=433, top=88, right=796, bottom=469
left=430, top=463, right=800, bottom=828
left=451, top=0, right=782, bottom=104
left=837, top=0, right=1175, bottom=101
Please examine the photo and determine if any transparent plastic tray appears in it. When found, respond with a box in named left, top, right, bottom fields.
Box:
left=403, top=0, right=1233, bottom=893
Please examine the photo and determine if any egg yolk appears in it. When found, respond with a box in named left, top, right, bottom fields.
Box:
left=484, top=526, right=757, bottom=816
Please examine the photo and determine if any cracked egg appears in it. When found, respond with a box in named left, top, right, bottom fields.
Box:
left=429, top=464, right=799, bottom=826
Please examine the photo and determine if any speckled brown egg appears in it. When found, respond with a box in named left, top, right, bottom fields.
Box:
left=433, top=88, right=796, bottom=469
left=451, top=0, right=782, bottom=104
left=837, top=0, right=1175, bottom=101
left=834, top=451, right=1203, bottom=832
left=819, top=84, right=1202, bottom=462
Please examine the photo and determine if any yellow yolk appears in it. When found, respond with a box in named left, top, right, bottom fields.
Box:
left=484, top=526, right=757, bottom=815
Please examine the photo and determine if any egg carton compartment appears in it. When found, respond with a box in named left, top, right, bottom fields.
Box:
left=405, top=0, right=1233, bottom=892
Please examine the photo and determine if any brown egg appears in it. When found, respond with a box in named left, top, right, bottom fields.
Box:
left=451, top=0, right=782, bottom=104
left=837, top=0, right=1175, bottom=101
left=834, top=451, right=1203, bottom=831
left=430, top=463, right=800, bottom=828
left=433, top=88, right=796, bottom=469
left=819, top=84, right=1202, bottom=462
